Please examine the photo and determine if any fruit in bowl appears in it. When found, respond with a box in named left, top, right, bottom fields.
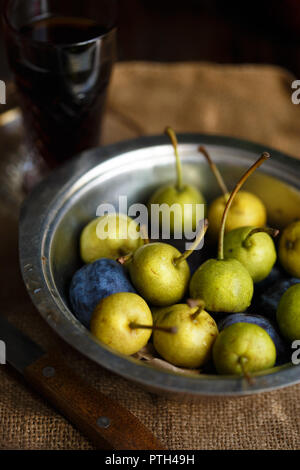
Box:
left=153, top=300, right=218, bottom=368
left=148, top=127, right=205, bottom=235
left=19, top=127, right=300, bottom=398
left=217, top=313, right=289, bottom=365
left=65, top=134, right=298, bottom=382
left=90, top=292, right=153, bottom=355
left=80, top=213, right=143, bottom=263
left=213, top=322, right=276, bottom=376
left=223, top=226, right=278, bottom=283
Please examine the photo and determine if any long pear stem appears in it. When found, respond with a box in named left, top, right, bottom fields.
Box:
left=129, top=323, right=178, bottom=334
left=243, top=227, right=279, bottom=248
left=174, top=219, right=209, bottom=265
left=199, top=146, right=229, bottom=196
left=165, top=127, right=183, bottom=192
left=218, top=152, right=271, bottom=260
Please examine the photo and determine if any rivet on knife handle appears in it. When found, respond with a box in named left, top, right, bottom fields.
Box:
left=24, top=353, right=166, bottom=450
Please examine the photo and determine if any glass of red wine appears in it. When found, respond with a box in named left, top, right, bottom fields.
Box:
left=3, top=0, right=117, bottom=187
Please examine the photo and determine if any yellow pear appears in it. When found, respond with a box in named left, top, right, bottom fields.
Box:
left=80, top=213, right=143, bottom=263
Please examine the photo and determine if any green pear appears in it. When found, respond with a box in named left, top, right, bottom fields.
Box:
left=190, top=258, right=253, bottom=312
left=153, top=302, right=218, bottom=368
left=80, top=213, right=143, bottom=263
left=126, top=221, right=208, bottom=307
left=199, top=147, right=267, bottom=240
left=190, top=153, right=271, bottom=312
left=148, top=127, right=205, bottom=234
left=277, top=284, right=300, bottom=342
left=149, top=185, right=205, bottom=234
left=90, top=292, right=153, bottom=355
left=223, top=226, right=278, bottom=283
left=213, top=322, right=276, bottom=375
left=279, top=220, right=300, bottom=278
left=128, top=243, right=190, bottom=307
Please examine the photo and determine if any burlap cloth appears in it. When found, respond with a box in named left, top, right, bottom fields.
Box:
left=1, top=62, right=300, bottom=450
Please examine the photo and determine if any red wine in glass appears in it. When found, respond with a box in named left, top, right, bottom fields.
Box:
left=4, top=1, right=117, bottom=175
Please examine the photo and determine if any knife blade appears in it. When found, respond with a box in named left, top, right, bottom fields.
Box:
left=0, top=315, right=165, bottom=450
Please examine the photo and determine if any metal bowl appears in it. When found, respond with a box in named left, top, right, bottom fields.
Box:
left=19, top=134, right=300, bottom=398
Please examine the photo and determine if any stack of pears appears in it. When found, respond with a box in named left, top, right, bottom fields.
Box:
left=68, top=128, right=300, bottom=383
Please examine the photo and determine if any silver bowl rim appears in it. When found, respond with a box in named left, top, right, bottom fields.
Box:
left=19, top=133, right=300, bottom=397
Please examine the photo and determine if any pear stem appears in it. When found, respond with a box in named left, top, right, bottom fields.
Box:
left=239, top=356, right=254, bottom=385
left=191, top=308, right=204, bottom=321
left=218, top=152, right=271, bottom=261
left=243, top=227, right=279, bottom=248
left=129, top=323, right=178, bottom=334
left=187, top=299, right=206, bottom=320
left=174, top=219, right=209, bottom=265
left=198, top=146, right=229, bottom=197
left=165, top=127, right=183, bottom=192
left=117, top=253, right=133, bottom=265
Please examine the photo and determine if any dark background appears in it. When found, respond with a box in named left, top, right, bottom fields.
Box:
left=1, top=0, right=300, bottom=80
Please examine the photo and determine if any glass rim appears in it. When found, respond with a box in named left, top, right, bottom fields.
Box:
left=3, top=0, right=117, bottom=49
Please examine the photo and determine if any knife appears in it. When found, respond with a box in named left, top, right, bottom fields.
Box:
left=0, top=315, right=165, bottom=450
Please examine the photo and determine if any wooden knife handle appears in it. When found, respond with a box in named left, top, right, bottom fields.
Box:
left=24, top=353, right=166, bottom=450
